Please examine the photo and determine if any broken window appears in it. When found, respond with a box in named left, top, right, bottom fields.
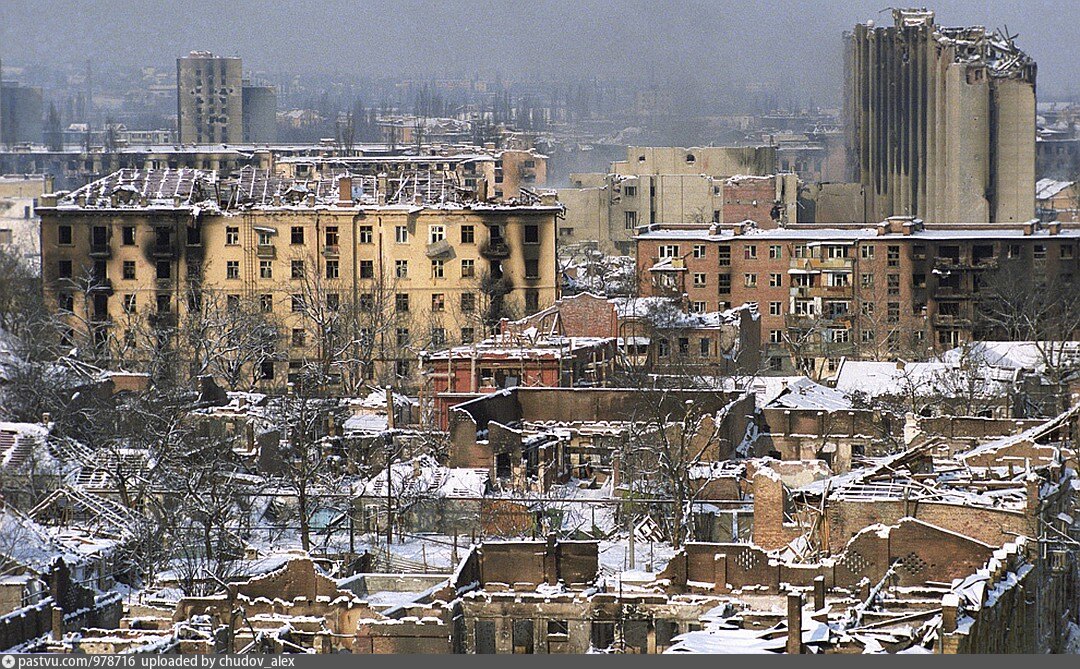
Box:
left=495, top=453, right=512, bottom=479
left=591, top=622, right=615, bottom=651
left=512, top=619, right=534, bottom=654
left=475, top=621, right=496, bottom=654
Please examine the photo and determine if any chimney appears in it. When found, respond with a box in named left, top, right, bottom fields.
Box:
left=338, top=175, right=353, bottom=205
left=786, top=591, right=803, bottom=654
left=941, top=593, right=959, bottom=633
left=41, top=412, right=52, bottom=424
left=305, top=193, right=316, bottom=207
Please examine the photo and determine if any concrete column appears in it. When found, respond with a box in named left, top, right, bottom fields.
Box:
left=713, top=553, right=728, bottom=593
left=786, top=591, right=803, bottom=654
left=813, top=575, right=826, bottom=611
left=51, top=606, right=65, bottom=640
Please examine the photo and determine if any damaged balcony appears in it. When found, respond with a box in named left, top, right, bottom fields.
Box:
left=479, top=239, right=510, bottom=260
left=426, top=238, right=453, bottom=258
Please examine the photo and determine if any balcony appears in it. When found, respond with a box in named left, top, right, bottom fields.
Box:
left=88, top=278, right=113, bottom=293
left=480, top=240, right=510, bottom=260
left=932, top=314, right=973, bottom=328
left=934, top=255, right=999, bottom=272
left=823, top=285, right=853, bottom=296
left=149, top=312, right=178, bottom=328
left=932, top=285, right=971, bottom=299
left=815, top=257, right=855, bottom=270
left=257, top=244, right=276, bottom=259
left=89, top=243, right=111, bottom=258
left=323, top=245, right=340, bottom=257
left=426, top=239, right=452, bottom=258
left=152, top=243, right=177, bottom=258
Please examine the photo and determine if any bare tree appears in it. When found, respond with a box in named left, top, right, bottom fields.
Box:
left=155, top=424, right=254, bottom=595
left=176, top=288, right=283, bottom=392
left=620, top=392, right=734, bottom=548
left=977, top=259, right=1080, bottom=414
left=269, top=391, right=347, bottom=552
left=291, top=250, right=404, bottom=393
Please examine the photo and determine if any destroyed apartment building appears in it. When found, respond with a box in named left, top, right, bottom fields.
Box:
left=36, top=166, right=562, bottom=391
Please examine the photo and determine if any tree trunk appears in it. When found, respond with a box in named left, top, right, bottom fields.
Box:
left=299, top=485, right=311, bottom=552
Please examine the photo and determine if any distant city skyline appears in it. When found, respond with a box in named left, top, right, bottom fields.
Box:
left=4, top=1, right=1080, bottom=101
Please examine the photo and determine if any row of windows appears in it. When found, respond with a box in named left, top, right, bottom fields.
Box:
left=655, top=336, right=721, bottom=358
left=57, top=222, right=539, bottom=250
left=233, top=223, right=540, bottom=247
left=86, top=290, right=484, bottom=317
left=650, top=241, right=1078, bottom=265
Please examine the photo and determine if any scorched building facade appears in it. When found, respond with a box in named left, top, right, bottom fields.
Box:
left=37, top=167, right=560, bottom=392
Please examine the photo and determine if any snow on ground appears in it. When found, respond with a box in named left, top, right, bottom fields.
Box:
left=597, top=538, right=677, bottom=577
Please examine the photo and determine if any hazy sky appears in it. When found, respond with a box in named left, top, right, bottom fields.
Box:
left=4, top=1, right=1079, bottom=99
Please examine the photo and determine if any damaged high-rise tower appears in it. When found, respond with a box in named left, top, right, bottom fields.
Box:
left=844, top=8, right=1037, bottom=223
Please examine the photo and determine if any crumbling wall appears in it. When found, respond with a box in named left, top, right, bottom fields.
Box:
left=354, top=619, right=452, bottom=654
left=477, top=539, right=598, bottom=588
left=938, top=539, right=1066, bottom=653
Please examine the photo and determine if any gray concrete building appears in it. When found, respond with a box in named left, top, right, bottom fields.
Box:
left=176, top=51, right=243, bottom=145
left=844, top=9, right=1037, bottom=224
left=0, top=80, right=44, bottom=147
left=241, top=83, right=277, bottom=144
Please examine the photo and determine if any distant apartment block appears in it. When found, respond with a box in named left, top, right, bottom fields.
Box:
left=636, top=217, right=1080, bottom=377
left=241, top=83, right=277, bottom=144
left=0, top=80, right=44, bottom=146
left=558, top=146, right=796, bottom=254
left=176, top=51, right=243, bottom=145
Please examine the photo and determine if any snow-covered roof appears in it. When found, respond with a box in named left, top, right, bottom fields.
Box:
left=765, top=377, right=853, bottom=411
left=357, top=455, right=488, bottom=499
left=940, top=341, right=1080, bottom=374
left=636, top=223, right=1080, bottom=242
left=424, top=334, right=614, bottom=361
left=832, top=360, right=1013, bottom=399
left=0, top=505, right=85, bottom=575
left=50, top=166, right=561, bottom=212
left=610, top=297, right=756, bottom=329
left=0, top=421, right=51, bottom=469
left=1036, top=178, right=1075, bottom=200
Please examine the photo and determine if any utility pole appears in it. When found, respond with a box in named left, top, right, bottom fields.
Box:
left=384, top=430, right=394, bottom=547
